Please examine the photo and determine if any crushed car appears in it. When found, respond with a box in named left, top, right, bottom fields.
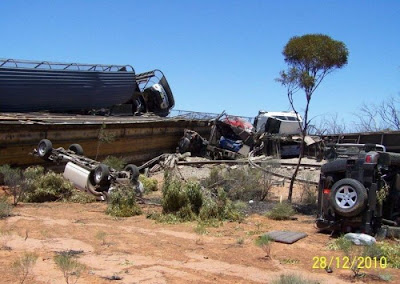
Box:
left=34, top=139, right=143, bottom=201
left=316, top=143, right=400, bottom=237
left=178, top=112, right=254, bottom=160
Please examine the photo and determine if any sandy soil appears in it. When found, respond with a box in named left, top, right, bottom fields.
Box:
left=1, top=195, right=398, bottom=284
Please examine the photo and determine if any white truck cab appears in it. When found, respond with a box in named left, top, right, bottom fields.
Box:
left=254, top=111, right=302, bottom=135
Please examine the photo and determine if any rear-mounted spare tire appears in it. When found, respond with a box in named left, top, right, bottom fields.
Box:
left=93, top=164, right=110, bottom=185
left=68, top=143, right=84, bottom=155
left=330, top=178, right=367, bottom=217
left=124, top=164, right=139, bottom=181
left=37, top=139, right=53, bottom=160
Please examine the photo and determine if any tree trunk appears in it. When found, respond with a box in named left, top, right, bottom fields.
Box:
left=287, top=131, right=306, bottom=202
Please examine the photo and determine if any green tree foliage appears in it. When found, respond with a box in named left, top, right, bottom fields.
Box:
left=277, top=34, right=348, bottom=202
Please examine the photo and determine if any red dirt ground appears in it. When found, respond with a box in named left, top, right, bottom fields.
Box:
left=1, top=193, right=399, bottom=284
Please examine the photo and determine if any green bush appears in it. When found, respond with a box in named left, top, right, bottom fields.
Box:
left=185, top=181, right=203, bottom=214
left=0, top=196, right=12, bottom=218
left=0, top=165, right=22, bottom=187
left=160, top=175, right=242, bottom=223
left=199, top=188, right=243, bottom=222
left=12, top=252, right=38, bottom=284
left=255, top=234, right=273, bottom=258
left=327, top=235, right=352, bottom=251
left=102, top=156, right=125, bottom=171
left=54, top=254, right=85, bottom=284
left=23, top=166, right=44, bottom=181
left=162, top=179, right=190, bottom=214
left=24, top=171, right=74, bottom=203
left=266, top=202, right=296, bottom=220
left=139, top=175, right=158, bottom=192
left=106, top=184, right=142, bottom=217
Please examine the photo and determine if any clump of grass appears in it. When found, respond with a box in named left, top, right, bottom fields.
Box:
left=194, top=223, right=209, bottom=235
left=106, top=184, right=142, bottom=217
left=139, top=175, right=158, bottom=192
left=272, top=274, right=320, bottom=284
left=378, top=273, right=393, bottom=282
left=95, top=231, right=107, bottom=245
left=255, top=234, right=273, bottom=258
left=236, top=237, right=244, bottom=245
left=54, top=254, right=85, bottom=284
left=377, top=242, right=400, bottom=268
left=146, top=212, right=182, bottom=224
left=0, top=196, right=12, bottom=218
left=102, top=156, right=125, bottom=171
left=266, top=202, right=295, bottom=220
left=300, top=174, right=317, bottom=205
left=279, top=258, right=300, bottom=265
left=12, top=252, right=38, bottom=284
left=327, top=235, right=352, bottom=251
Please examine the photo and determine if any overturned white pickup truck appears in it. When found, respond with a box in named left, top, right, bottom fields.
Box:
left=34, top=139, right=143, bottom=201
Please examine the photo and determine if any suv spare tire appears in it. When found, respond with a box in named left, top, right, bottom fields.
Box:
left=330, top=178, right=367, bottom=217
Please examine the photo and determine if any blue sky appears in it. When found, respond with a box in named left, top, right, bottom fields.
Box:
left=1, top=1, right=399, bottom=128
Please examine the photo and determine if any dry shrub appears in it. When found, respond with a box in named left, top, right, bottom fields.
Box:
left=0, top=165, right=23, bottom=205
left=255, top=234, right=273, bottom=258
left=160, top=172, right=242, bottom=222
left=12, top=252, right=38, bottom=284
left=162, top=178, right=201, bottom=221
left=139, top=175, right=158, bottom=192
left=68, top=188, right=96, bottom=203
left=24, top=171, right=74, bottom=203
left=54, top=254, right=85, bottom=284
left=202, top=165, right=274, bottom=201
left=106, top=184, right=142, bottom=217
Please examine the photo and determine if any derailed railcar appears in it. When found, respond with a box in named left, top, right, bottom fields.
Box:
left=0, top=58, right=174, bottom=116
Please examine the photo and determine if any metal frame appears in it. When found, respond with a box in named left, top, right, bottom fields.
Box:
left=0, top=58, right=135, bottom=73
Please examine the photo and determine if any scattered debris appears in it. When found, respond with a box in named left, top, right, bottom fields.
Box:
left=264, top=231, right=307, bottom=244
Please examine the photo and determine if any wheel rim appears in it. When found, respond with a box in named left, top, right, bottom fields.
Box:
left=95, top=168, right=102, bottom=183
left=38, top=142, right=47, bottom=156
left=335, top=185, right=358, bottom=209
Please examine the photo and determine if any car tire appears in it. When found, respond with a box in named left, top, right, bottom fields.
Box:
left=93, top=164, right=110, bottom=185
left=124, top=164, right=139, bottom=181
left=68, top=143, right=84, bottom=155
left=37, top=139, right=53, bottom=160
left=330, top=178, right=367, bottom=217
